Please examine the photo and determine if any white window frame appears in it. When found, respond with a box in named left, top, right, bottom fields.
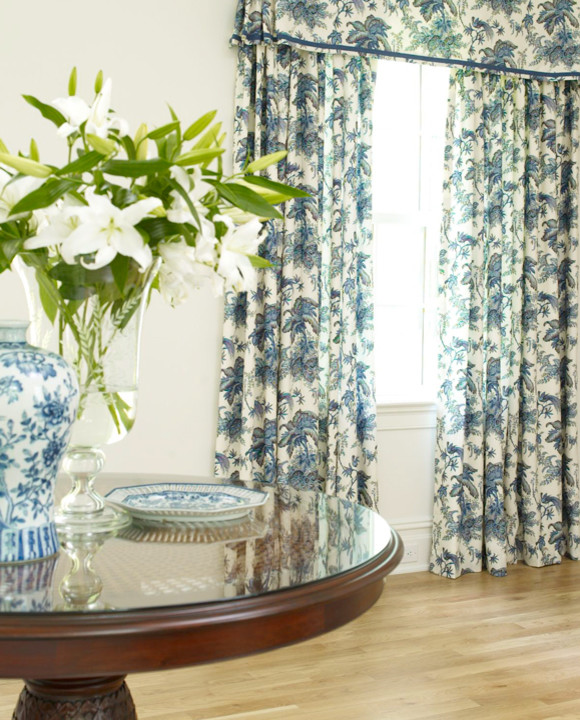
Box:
left=372, top=60, right=448, bottom=408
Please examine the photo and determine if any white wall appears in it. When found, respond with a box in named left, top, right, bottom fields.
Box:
left=377, top=404, right=436, bottom=573
left=0, top=0, right=436, bottom=573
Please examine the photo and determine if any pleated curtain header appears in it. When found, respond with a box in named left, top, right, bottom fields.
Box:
left=232, top=0, right=580, bottom=79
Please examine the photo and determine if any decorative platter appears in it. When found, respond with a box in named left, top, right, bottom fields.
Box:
left=104, top=483, right=268, bottom=523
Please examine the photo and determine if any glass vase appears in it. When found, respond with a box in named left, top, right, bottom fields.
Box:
left=15, top=257, right=160, bottom=532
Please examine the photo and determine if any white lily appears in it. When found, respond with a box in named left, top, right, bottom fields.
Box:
left=0, top=175, right=44, bottom=222
left=24, top=197, right=83, bottom=251
left=195, top=216, right=220, bottom=264
left=158, top=238, right=223, bottom=305
left=216, top=215, right=263, bottom=292
left=167, top=166, right=212, bottom=225
left=52, top=93, right=89, bottom=138
left=52, top=78, right=129, bottom=139
left=57, top=191, right=161, bottom=270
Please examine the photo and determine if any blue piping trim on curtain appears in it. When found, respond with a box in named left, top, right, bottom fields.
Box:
left=231, top=32, right=580, bottom=80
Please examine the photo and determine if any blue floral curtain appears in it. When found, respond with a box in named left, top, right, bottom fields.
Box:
left=214, top=43, right=378, bottom=508
left=233, top=0, right=580, bottom=78
left=431, top=69, right=580, bottom=578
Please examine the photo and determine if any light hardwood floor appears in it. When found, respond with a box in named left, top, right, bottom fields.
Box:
left=2, top=560, right=580, bottom=720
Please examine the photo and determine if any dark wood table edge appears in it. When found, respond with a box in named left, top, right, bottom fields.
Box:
left=0, top=528, right=403, bottom=679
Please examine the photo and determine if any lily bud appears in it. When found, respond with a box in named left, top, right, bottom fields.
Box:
left=94, top=70, right=103, bottom=94
left=0, top=152, right=52, bottom=178
left=68, top=66, right=77, bottom=96
left=29, top=138, right=39, bottom=161
left=86, top=133, right=116, bottom=155
left=134, top=124, right=149, bottom=161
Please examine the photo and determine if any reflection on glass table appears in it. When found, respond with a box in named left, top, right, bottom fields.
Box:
left=1, top=475, right=395, bottom=612
left=56, top=529, right=115, bottom=611
left=0, top=474, right=403, bottom=720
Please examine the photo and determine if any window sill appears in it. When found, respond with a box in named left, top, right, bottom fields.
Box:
left=376, top=396, right=437, bottom=412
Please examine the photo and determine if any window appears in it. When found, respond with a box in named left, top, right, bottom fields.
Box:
left=372, top=60, right=449, bottom=404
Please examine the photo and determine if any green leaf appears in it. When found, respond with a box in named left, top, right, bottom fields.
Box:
left=11, top=178, right=79, bottom=215
left=245, top=151, right=288, bottom=173
left=56, top=150, right=104, bottom=176
left=22, top=94, right=66, bottom=128
left=137, top=217, right=181, bottom=246
left=68, top=66, right=77, bottom=96
left=101, top=158, right=171, bottom=177
left=183, top=110, right=217, bottom=141
left=147, top=121, right=180, bottom=141
left=48, top=262, right=87, bottom=286
left=97, top=279, right=122, bottom=304
left=17, top=249, right=49, bottom=271
left=38, top=276, right=59, bottom=323
left=110, top=254, right=130, bottom=293
left=243, top=175, right=310, bottom=199
left=58, top=284, right=94, bottom=301
left=121, top=135, right=136, bottom=161
left=10, top=178, right=79, bottom=215
left=165, top=133, right=179, bottom=161
left=167, top=177, right=201, bottom=229
left=174, top=147, right=224, bottom=166
left=48, top=262, right=115, bottom=299
left=80, top=265, right=115, bottom=286
left=211, top=181, right=282, bottom=219
left=248, top=254, right=272, bottom=268
left=0, top=238, right=23, bottom=272
left=110, top=185, right=138, bottom=208
left=35, top=269, right=61, bottom=324
left=155, top=136, right=168, bottom=160
left=193, top=122, right=222, bottom=150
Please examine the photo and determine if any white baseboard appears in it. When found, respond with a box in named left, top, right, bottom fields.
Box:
left=388, top=517, right=432, bottom=574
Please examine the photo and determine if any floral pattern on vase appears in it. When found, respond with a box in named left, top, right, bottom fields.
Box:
left=0, top=321, right=78, bottom=563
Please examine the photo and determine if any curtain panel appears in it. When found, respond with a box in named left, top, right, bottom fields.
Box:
left=431, top=69, right=580, bottom=578
left=233, top=0, right=580, bottom=78
left=214, top=44, right=378, bottom=508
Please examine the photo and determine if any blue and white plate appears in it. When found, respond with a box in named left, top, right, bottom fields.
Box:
left=104, top=483, right=268, bottom=522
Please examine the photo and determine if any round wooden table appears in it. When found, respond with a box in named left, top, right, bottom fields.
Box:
left=0, top=475, right=403, bottom=719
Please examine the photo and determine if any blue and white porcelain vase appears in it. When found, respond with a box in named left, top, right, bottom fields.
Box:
left=0, top=320, right=79, bottom=563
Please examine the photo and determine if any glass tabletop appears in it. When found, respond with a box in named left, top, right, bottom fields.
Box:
left=0, top=474, right=394, bottom=614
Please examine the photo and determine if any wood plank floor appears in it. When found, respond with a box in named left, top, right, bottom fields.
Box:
left=2, top=560, right=580, bottom=719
